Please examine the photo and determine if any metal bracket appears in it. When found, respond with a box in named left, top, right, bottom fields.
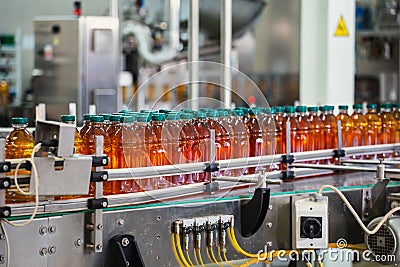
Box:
left=362, top=179, right=390, bottom=220
left=87, top=198, right=108, bottom=210
left=91, top=156, right=109, bottom=167
left=281, top=170, right=295, bottom=180
left=361, top=188, right=372, bottom=220
left=0, top=178, right=11, bottom=189
left=0, top=162, right=11, bottom=173
left=281, top=155, right=295, bottom=164
left=0, top=207, right=11, bottom=218
left=90, top=171, right=108, bottom=182
left=105, top=235, right=145, bottom=267
left=240, top=187, right=270, bottom=237
left=333, top=149, right=346, bottom=158
left=204, top=162, right=219, bottom=173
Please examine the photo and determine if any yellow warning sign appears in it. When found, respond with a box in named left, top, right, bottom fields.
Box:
left=334, top=16, right=349, bottom=37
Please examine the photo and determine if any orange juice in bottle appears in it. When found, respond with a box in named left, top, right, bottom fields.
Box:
left=393, top=103, right=400, bottom=156
left=150, top=113, right=169, bottom=188
left=294, top=106, right=311, bottom=152
left=380, top=103, right=397, bottom=158
left=61, top=115, right=83, bottom=154
left=307, top=106, right=325, bottom=151
left=82, top=115, right=112, bottom=194
left=80, top=114, right=93, bottom=137
left=320, top=105, right=338, bottom=163
left=230, top=109, right=249, bottom=174
left=336, top=105, right=354, bottom=148
left=262, top=108, right=279, bottom=170
left=193, top=111, right=211, bottom=181
left=351, top=104, right=367, bottom=148
left=281, top=106, right=299, bottom=154
left=180, top=112, right=200, bottom=183
left=246, top=108, right=263, bottom=173
left=5, top=117, right=34, bottom=203
left=364, top=103, right=382, bottom=159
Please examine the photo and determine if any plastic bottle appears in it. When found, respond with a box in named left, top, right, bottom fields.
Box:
left=205, top=110, right=226, bottom=176
left=180, top=112, right=200, bottom=184
left=217, top=110, right=233, bottom=174
left=351, top=104, right=367, bottom=149
left=106, top=115, right=122, bottom=145
left=135, top=113, right=155, bottom=191
left=111, top=115, right=137, bottom=194
left=60, top=115, right=83, bottom=154
left=162, top=112, right=184, bottom=185
left=5, top=118, right=35, bottom=203
left=336, top=105, right=354, bottom=148
left=380, top=103, right=397, bottom=158
left=100, top=113, right=111, bottom=131
left=150, top=113, right=169, bottom=189
left=392, top=103, right=400, bottom=156
left=307, top=107, right=325, bottom=151
left=193, top=111, right=211, bottom=182
left=295, top=106, right=311, bottom=152
left=281, top=106, right=299, bottom=154
left=320, top=105, right=338, bottom=149
left=274, top=107, right=285, bottom=155
left=364, top=103, right=382, bottom=159
left=261, top=108, right=279, bottom=171
left=246, top=108, right=263, bottom=155
left=82, top=115, right=112, bottom=194
left=79, top=114, right=93, bottom=136
left=230, top=109, right=250, bottom=175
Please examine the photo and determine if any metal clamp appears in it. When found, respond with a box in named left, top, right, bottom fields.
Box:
left=281, top=170, right=295, bottom=180
left=0, top=162, right=11, bottom=173
left=91, top=156, right=109, bottom=167
left=87, top=198, right=108, bottom=210
left=281, top=155, right=295, bottom=164
left=204, top=162, right=219, bottom=173
left=90, top=171, right=108, bottom=182
left=0, top=207, right=11, bottom=218
left=333, top=149, right=345, bottom=158
left=0, top=178, right=11, bottom=189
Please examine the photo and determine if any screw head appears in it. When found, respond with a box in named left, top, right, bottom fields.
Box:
left=0, top=234, right=5, bottom=240
left=102, top=174, right=108, bottom=180
left=121, top=237, right=130, bottom=247
left=266, top=222, right=273, bottom=228
left=2, top=210, right=9, bottom=217
left=75, top=238, right=83, bottom=247
left=3, top=165, right=8, bottom=171
left=39, top=226, right=47, bottom=235
left=97, top=224, right=103, bottom=230
left=48, top=246, right=56, bottom=254
left=49, top=225, right=56, bottom=233
left=268, top=205, right=273, bottom=210
left=102, top=202, right=108, bottom=208
left=96, top=244, right=103, bottom=250
left=3, top=181, right=9, bottom=188
left=0, top=255, right=4, bottom=261
left=117, top=219, right=124, bottom=225
left=39, top=247, right=47, bottom=256
left=102, top=159, right=107, bottom=165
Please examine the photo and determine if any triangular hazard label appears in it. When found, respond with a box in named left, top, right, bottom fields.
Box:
left=334, top=16, right=349, bottom=37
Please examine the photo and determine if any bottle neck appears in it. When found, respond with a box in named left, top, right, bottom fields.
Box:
left=12, top=123, right=27, bottom=129
left=339, top=109, right=348, bottom=114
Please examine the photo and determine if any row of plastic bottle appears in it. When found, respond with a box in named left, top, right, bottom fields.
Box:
left=4, top=102, right=400, bottom=198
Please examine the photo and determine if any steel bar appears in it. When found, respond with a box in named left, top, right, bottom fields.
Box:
left=342, top=159, right=400, bottom=165
left=221, top=0, right=232, bottom=107
left=189, top=0, right=199, bottom=110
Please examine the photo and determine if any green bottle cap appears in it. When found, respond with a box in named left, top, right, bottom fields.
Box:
left=152, top=113, right=166, bottom=121
left=353, top=104, right=362, bottom=109
left=217, top=110, right=229, bottom=117
left=120, top=116, right=135, bottom=123
left=11, top=117, right=28, bottom=124
left=110, top=115, right=121, bottom=122
left=284, top=106, right=295, bottom=114
left=274, top=106, right=284, bottom=113
left=194, top=111, right=206, bottom=119
left=325, top=105, right=334, bottom=111
left=83, top=114, right=93, bottom=121
left=100, top=113, right=111, bottom=121
left=338, top=105, right=348, bottom=110
left=61, top=115, right=76, bottom=122
left=137, top=114, right=151, bottom=122
left=380, top=103, right=392, bottom=109
left=206, top=111, right=218, bottom=118
left=231, top=109, right=244, bottom=116
left=307, top=106, right=318, bottom=112
left=295, top=106, right=307, bottom=113
left=180, top=112, right=194, bottom=120
left=166, top=112, right=180, bottom=120
left=90, top=116, right=104, bottom=123
left=367, top=103, right=377, bottom=109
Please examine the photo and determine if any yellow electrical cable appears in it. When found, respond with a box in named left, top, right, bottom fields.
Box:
left=305, top=262, right=312, bottom=267
left=209, top=246, right=224, bottom=267
left=206, top=246, right=214, bottom=263
left=238, top=258, right=259, bottom=267
left=197, top=249, right=206, bottom=267
left=176, top=233, right=192, bottom=267
left=217, top=245, right=225, bottom=262
left=318, top=260, right=324, bottom=267
left=171, top=233, right=187, bottom=267
left=222, top=249, right=236, bottom=267
left=186, top=250, right=195, bottom=267
left=227, top=227, right=259, bottom=258
left=328, top=243, right=366, bottom=251
left=193, top=246, right=200, bottom=266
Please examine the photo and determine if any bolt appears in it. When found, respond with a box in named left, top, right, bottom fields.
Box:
left=117, top=219, right=124, bottom=225
left=75, top=238, right=83, bottom=247
left=2, top=210, right=9, bottom=217
left=126, top=261, right=130, bottom=266
left=156, top=216, right=161, bottom=221
left=48, top=246, right=56, bottom=254
left=365, top=196, right=371, bottom=201
left=96, top=244, right=103, bottom=250
left=102, top=174, right=108, bottom=181
left=269, top=205, right=273, bottom=210
left=39, top=226, right=47, bottom=235
left=49, top=225, right=56, bottom=233
left=39, top=247, right=48, bottom=256
left=0, top=234, right=5, bottom=240
left=97, top=224, right=103, bottom=230
left=102, top=159, right=107, bottom=165
left=3, top=165, right=8, bottom=171
left=0, top=255, right=4, bottom=262
left=121, top=237, right=130, bottom=247
left=102, top=202, right=108, bottom=208
left=3, top=180, right=9, bottom=188
left=266, top=222, right=273, bottom=228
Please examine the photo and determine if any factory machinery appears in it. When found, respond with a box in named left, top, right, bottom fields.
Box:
left=0, top=119, right=398, bottom=266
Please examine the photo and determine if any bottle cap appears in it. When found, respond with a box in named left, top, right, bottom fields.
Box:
left=180, top=112, right=194, bottom=120
left=295, top=106, right=307, bottom=113
left=120, top=116, right=135, bottom=123
left=83, top=114, right=93, bottom=121
left=90, top=115, right=104, bottom=123
left=249, top=108, right=261, bottom=115
left=217, top=110, right=229, bottom=117
left=110, top=115, right=121, bottom=122
left=166, top=112, right=180, bottom=120
left=274, top=106, right=284, bottom=113
left=194, top=111, right=206, bottom=119
left=380, top=103, right=392, bottom=109
left=393, top=103, right=400, bottom=108
left=11, top=117, right=28, bottom=124
left=367, top=103, right=377, bottom=109
left=100, top=113, right=111, bottom=121
left=137, top=114, right=151, bottom=122
left=352, top=104, right=362, bottom=109
left=307, top=106, right=318, bottom=112
left=284, top=106, right=295, bottom=113
left=61, top=115, right=76, bottom=122
left=338, top=105, right=348, bottom=110
left=206, top=111, right=218, bottom=118
left=152, top=113, right=166, bottom=121
left=231, top=109, right=244, bottom=116
left=325, top=105, right=334, bottom=111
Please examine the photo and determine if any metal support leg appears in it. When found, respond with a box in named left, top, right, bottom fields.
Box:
left=189, top=0, right=199, bottom=110
left=221, top=0, right=232, bottom=107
